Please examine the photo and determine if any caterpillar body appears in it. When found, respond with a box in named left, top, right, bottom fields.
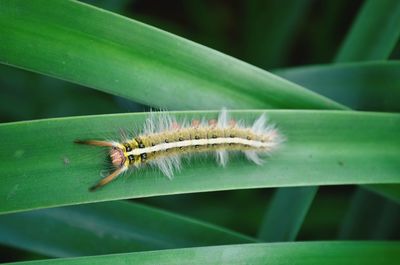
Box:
left=75, top=110, right=283, bottom=191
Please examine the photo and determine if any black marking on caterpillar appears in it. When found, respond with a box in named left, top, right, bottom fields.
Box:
left=75, top=109, right=284, bottom=191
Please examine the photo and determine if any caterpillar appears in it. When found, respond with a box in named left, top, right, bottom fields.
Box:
left=75, top=110, right=283, bottom=191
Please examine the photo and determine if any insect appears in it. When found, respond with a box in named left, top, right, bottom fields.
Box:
left=75, top=110, right=283, bottom=191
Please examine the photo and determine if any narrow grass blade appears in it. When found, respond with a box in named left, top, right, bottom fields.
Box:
left=3, top=242, right=400, bottom=265
left=0, top=201, right=255, bottom=257
left=335, top=0, right=400, bottom=62
left=275, top=61, right=400, bottom=112
left=0, top=0, right=344, bottom=110
left=0, top=110, right=399, bottom=215
left=338, top=189, right=400, bottom=239
left=258, top=186, right=317, bottom=241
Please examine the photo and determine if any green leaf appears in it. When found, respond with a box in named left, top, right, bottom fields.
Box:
left=255, top=0, right=357, bottom=243
left=3, top=242, right=400, bottom=265
left=332, top=0, right=400, bottom=236
left=0, top=0, right=345, bottom=110
left=258, top=186, right=317, bottom=241
left=335, top=0, right=400, bottom=62
left=275, top=61, right=400, bottom=112
left=364, top=184, right=400, bottom=204
left=0, top=110, right=399, bottom=215
left=298, top=191, right=350, bottom=238
left=258, top=0, right=400, bottom=242
left=0, top=201, right=255, bottom=257
left=338, top=189, right=400, bottom=239
left=243, top=0, right=313, bottom=68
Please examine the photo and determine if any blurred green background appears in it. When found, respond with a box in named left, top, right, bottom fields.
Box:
left=1, top=0, right=399, bottom=263
left=0, top=0, right=366, bottom=122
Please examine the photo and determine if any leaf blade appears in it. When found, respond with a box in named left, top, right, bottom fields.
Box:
left=258, top=186, right=317, bottom=241
left=335, top=0, right=400, bottom=62
left=364, top=184, right=400, bottom=204
left=275, top=61, right=400, bottom=112
left=0, top=0, right=346, bottom=110
left=0, top=110, right=399, bottom=214
left=3, top=242, right=400, bottom=265
left=0, top=201, right=255, bottom=257
left=338, top=189, right=400, bottom=239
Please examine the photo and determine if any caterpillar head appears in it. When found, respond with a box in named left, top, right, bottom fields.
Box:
left=110, top=147, right=126, bottom=167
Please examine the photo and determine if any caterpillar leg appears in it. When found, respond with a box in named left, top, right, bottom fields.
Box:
left=89, top=166, right=128, bottom=192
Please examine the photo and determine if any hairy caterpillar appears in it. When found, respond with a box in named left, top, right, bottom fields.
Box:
left=75, top=110, right=283, bottom=191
